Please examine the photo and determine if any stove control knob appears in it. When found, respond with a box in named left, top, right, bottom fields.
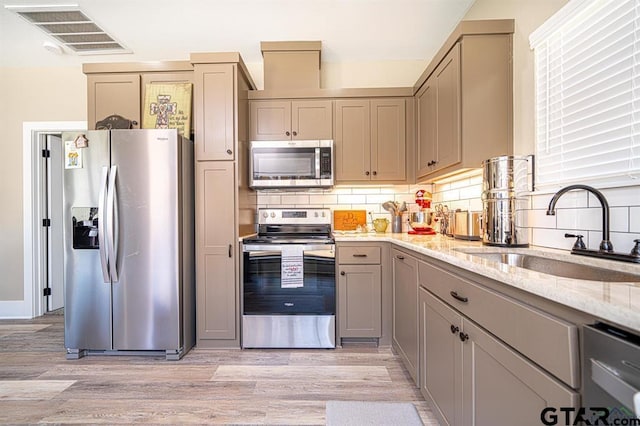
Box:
left=270, top=212, right=276, bottom=218
left=262, top=212, right=268, bottom=219
left=322, top=211, right=326, bottom=217
left=314, top=212, right=319, bottom=217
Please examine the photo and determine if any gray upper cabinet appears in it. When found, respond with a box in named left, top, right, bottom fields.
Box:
left=334, top=98, right=407, bottom=183
left=249, top=99, right=333, bottom=140
left=415, top=28, right=514, bottom=181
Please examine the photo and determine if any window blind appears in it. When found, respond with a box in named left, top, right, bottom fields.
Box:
left=530, top=0, right=640, bottom=189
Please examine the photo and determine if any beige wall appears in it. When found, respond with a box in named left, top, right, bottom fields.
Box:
left=463, top=0, right=569, bottom=155
left=0, top=0, right=569, bottom=308
left=0, top=66, right=86, bottom=301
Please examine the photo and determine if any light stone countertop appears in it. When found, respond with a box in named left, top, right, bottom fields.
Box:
left=333, top=231, right=640, bottom=333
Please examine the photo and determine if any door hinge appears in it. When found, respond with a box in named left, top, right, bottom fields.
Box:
left=43, top=288, right=51, bottom=296
left=42, top=218, right=51, bottom=227
left=42, top=149, right=51, bottom=158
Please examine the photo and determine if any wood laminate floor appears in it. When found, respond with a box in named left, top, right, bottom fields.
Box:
left=0, top=315, right=440, bottom=425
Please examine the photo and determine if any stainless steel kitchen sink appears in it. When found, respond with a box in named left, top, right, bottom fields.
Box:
left=460, top=251, right=640, bottom=282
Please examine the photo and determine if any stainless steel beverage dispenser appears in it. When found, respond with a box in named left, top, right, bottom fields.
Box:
left=481, top=155, right=532, bottom=247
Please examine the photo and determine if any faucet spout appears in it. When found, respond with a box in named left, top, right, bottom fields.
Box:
left=546, top=184, right=613, bottom=252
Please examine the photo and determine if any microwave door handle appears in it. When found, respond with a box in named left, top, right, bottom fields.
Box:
left=315, top=147, right=320, bottom=179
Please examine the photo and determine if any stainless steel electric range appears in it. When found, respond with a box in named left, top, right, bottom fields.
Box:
left=241, top=208, right=336, bottom=348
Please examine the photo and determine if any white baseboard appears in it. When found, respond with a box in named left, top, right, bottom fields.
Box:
left=0, top=300, right=33, bottom=319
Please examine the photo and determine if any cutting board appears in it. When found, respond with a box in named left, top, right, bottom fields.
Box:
left=333, top=210, right=367, bottom=230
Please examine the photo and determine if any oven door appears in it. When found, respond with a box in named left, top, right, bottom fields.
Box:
left=242, top=243, right=336, bottom=315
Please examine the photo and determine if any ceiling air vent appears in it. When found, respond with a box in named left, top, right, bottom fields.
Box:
left=5, top=5, right=130, bottom=55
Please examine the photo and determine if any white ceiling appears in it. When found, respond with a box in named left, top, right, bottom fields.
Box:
left=0, top=0, right=476, bottom=70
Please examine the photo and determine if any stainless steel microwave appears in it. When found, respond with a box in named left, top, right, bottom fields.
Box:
left=249, top=140, right=334, bottom=189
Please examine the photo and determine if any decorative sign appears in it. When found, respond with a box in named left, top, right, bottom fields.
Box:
left=333, top=210, right=367, bottom=231
left=142, top=83, right=192, bottom=136
left=64, top=140, right=83, bottom=169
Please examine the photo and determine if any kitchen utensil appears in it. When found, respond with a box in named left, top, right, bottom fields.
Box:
left=382, top=201, right=396, bottom=215
left=372, top=218, right=389, bottom=233
left=391, top=216, right=403, bottom=233
left=398, top=201, right=407, bottom=214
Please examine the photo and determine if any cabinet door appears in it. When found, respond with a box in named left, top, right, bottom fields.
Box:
left=416, top=76, right=437, bottom=178
left=462, top=319, right=579, bottom=426
left=434, top=43, right=461, bottom=172
left=292, top=100, right=333, bottom=140
left=194, top=64, right=235, bottom=161
left=334, top=99, right=371, bottom=181
left=338, top=264, right=382, bottom=338
left=249, top=100, right=291, bottom=140
left=87, top=73, right=140, bottom=130
left=196, top=162, right=237, bottom=341
left=371, top=99, right=406, bottom=181
left=392, top=250, right=419, bottom=383
left=420, top=288, right=463, bottom=426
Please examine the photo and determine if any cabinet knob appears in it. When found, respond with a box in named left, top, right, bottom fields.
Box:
left=450, top=324, right=459, bottom=334
left=372, top=171, right=377, bottom=176
left=340, top=271, right=345, bottom=276
left=226, top=149, right=232, bottom=155
left=459, top=332, right=469, bottom=342
left=365, top=171, right=370, bottom=176
left=292, top=131, right=297, bottom=136
left=285, top=131, right=291, bottom=136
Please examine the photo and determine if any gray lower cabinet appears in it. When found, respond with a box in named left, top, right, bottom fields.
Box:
left=419, top=272, right=579, bottom=426
left=392, top=248, right=419, bottom=384
left=337, top=245, right=382, bottom=340
left=419, top=287, right=462, bottom=426
left=338, top=264, right=382, bottom=338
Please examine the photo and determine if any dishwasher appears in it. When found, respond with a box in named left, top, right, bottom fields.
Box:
left=583, top=322, right=640, bottom=421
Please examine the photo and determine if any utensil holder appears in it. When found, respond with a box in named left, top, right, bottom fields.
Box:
left=392, top=216, right=403, bottom=233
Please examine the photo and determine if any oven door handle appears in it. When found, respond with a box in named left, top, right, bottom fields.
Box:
left=591, top=358, right=639, bottom=410
left=243, top=244, right=335, bottom=252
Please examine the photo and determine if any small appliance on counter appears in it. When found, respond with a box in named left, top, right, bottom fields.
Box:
left=453, top=211, right=482, bottom=240
left=481, top=155, right=532, bottom=247
left=407, top=190, right=436, bottom=235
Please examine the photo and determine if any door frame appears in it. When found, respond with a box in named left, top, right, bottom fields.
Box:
left=21, top=121, right=86, bottom=318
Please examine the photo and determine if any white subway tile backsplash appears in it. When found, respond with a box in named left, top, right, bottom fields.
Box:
left=531, top=191, right=588, bottom=210
left=532, top=228, right=582, bottom=250
left=352, top=187, right=382, bottom=195
left=556, top=208, right=600, bottom=231
left=281, top=194, right=310, bottom=205
left=610, top=207, right=629, bottom=233
left=459, top=184, right=482, bottom=200
left=366, top=194, right=393, bottom=204
left=599, top=186, right=640, bottom=207
left=307, top=194, right=337, bottom=205
left=528, top=209, right=557, bottom=229
left=337, top=194, right=366, bottom=204
left=469, top=198, right=483, bottom=211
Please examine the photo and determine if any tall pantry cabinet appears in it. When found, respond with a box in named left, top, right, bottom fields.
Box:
left=191, top=53, right=256, bottom=348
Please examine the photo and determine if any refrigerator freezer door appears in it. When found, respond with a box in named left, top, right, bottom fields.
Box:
left=63, top=130, right=113, bottom=352
left=109, top=129, right=182, bottom=351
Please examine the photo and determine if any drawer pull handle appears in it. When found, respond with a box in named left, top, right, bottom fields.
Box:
left=459, top=332, right=469, bottom=342
left=450, top=325, right=459, bottom=334
left=353, top=254, right=368, bottom=258
left=450, top=291, right=468, bottom=303
left=396, top=255, right=405, bottom=260
left=340, top=271, right=345, bottom=276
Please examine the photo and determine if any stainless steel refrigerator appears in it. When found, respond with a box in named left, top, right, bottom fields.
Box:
left=62, top=129, right=195, bottom=360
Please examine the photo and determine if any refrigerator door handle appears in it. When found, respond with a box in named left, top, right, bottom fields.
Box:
left=106, top=165, right=120, bottom=282
left=98, top=166, right=110, bottom=283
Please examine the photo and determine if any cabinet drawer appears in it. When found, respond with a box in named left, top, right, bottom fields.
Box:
left=418, top=260, right=579, bottom=389
left=338, top=246, right=381, bottom=264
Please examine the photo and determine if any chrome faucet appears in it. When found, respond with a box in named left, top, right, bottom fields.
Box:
left=546, top=184, right=613, bottom=252
left=546, top=184, right=640, bottom=263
